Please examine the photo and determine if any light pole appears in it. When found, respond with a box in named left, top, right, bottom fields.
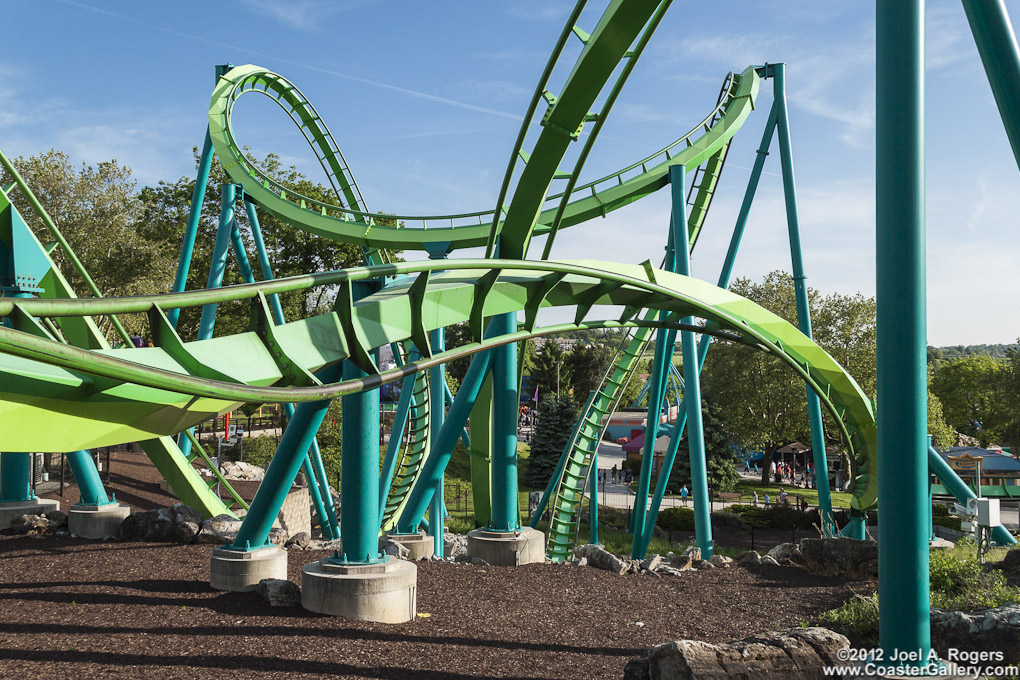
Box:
left=556, top=359, right=562, bottom=399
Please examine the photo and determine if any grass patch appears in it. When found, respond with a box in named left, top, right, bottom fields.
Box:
left=732, top=480, right=854, bottom=508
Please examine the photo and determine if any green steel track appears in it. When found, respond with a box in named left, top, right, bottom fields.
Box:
left=0, top=259, right=878, bottom=512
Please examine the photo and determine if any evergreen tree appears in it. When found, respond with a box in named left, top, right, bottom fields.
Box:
left=523, top=395, right=579, bottom=489
left=663, top=397, right=740, bottom=493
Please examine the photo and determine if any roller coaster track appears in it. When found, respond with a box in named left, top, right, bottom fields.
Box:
left=208, top=62, right=758, bottom=254
left=0, top=259, right=879, bottom=513
left=379, top=370, right=430, bottom=531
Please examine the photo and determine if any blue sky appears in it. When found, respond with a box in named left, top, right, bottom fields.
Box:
left=1, top=0, right=1018, bottom=346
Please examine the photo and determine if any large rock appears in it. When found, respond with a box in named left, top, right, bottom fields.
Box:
left=444, top=532, right=468, bottom=561
left=573, top=544, right=629, bottom=575
left=669, top=553, right=694, bottom=571
left=767, top=542, right=798, bottom=561
left=931, top=605, right=1020, bottom=664
left=255, top=578, right=301, bottom=607
left=1002, top=549, right=1020, bottom=573
left=681, top=546, right=701, bottom=561
left=286, top=532, right=311, bottom=550
left=197, top=514, right=243, bottom=544
left=380, top=536, right=411, bottom=559
left=736, top=550, right=762, bottom=566
left=219, top=461, right=266, bottom=481
left=623, top=627, right=850, bottom=680
left=10, top=513, right=57, bottom=535
left=798, top=537, right=878, bottom=578
left=640, top=554, right=663, bottom=572
left=120, top=503, right=203, bottom=543
left=709, top=555, right=732, bottom=568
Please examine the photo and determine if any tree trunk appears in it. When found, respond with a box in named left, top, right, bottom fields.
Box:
left=760, top=444, right=777, bottom=486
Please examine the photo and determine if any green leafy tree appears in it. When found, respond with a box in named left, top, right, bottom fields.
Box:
left=523, top=395, right=579, bottom=489
left=565, top=342, right=614, bottom=403
left=529, top=339, right=571, bottom=402
left=929, top=355, right=1010, bottom=446
left=928, top=390, right=956, bottom=449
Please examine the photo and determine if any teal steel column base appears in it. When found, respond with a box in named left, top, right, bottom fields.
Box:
left=0, top=451, right=35, bottom=502
left=66, top=450, right=112, bottom=506
left=384, top=530, right=435, bottom=561
left=326, top=551, right=390, bottom=567
left=840, top=514, right=866, bottom=540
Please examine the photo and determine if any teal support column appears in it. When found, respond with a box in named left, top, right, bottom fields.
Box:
left=876, top=0, right=931, bottom=665
left=66, top=450, right=111, bottom=506
left=840, top=513, right=866, bottom=540
left=589, top=443, right=599, bottom=546
left=181, top=182, right=237, bottom=461
left=640, top=107, right=779, bottom=547
left=773, top=63, right=835, bottom=536
left=927, top=435, right=934, bottom=542
left=231, top=366, right=340, bottom=550
left=962, top=0, right=1020, bottom=172
left=489, top=311, right=520, bottom=532
left=167, top=128, right=215, bottom=328
left=428, top=327, right=446, bottom=556
left=928, top=445, right=1015, bottom=546
left=244, top=199, right=286, bottom=325
left=0, top=452, right=33, bottom=502
left=672, top=164, right=712, bottom=560
left=399, top=348, right=494, bottom=531
left=333, top=355, right=384, bottom=563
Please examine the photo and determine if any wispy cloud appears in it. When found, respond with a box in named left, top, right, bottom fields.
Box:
left=238, top=0, right=377, bottom=32
left=57, top=0, right=522, bottom=121
left=451, top=78, right=530, bottom=103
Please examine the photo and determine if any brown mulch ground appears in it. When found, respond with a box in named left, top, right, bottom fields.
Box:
left=0, top=451, right=872, bottom=679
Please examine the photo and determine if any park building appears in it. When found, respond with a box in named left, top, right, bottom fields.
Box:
left=930, top=446, right=1020, bottom=499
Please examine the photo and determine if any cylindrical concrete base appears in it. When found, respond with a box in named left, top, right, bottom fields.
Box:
left=302, top=557, right=417, bottom=623
left=466, top=527, right=545, bottom=566
left=386, top=531, right=435, bottom=561
left=0, top=499, right=60, bottom=530
left=69, top=503, right=131, bottom=539
left=210, top=545, right=287, bottom=592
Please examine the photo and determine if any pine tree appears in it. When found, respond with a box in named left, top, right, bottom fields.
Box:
left=523, top=395, right=579, bottom=488
left=663, top=397, right=740, bottom=493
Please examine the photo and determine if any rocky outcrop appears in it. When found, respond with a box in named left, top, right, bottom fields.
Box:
left=1001, top=549, right=1020, bottom=573
left=255, top=578, right=301, bottom=607
left=444, top=532, right=468, bottom=561
left=640, top=554, right=664, bottom=573
left=285, top=532, right=311, bottom=550
left=709, top=555, right=733, bottom=568
left=798, top=537, right=878, bottom=578
left=573, top=544, right=629, bottom=575
left=219, top=461, right=266, bottom=481
left=623, top=627, right=850, bottom=680
left=197, top=514, right=242, bottom=544
left=931, top=605, right=1020, bottom=664
left=10, top=512, right=64, bottom=535
left=735, top=550, right=762, bottom=566
left=120, top=503, right=203, bottom=543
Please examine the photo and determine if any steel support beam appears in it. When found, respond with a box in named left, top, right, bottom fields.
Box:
left=66, top=450, right=111, bottom=506
left=876, top=0, right=931, bottom=664
left=488, top=312, right=520, bottom=532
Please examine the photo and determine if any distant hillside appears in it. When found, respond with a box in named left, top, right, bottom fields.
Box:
left=930, top=343, right=1019, bottom=360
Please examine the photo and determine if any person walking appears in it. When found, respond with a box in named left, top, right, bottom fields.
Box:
left=680, top=485, right=688, bottom=507
left=611, top=464, right=618, bottom=484
left=753, top=490, right=759, bottom=506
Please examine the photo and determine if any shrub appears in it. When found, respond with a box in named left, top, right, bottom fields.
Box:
left=657, top=507, right=695, bottom=532
left=242, top=435, right=278, bottom=468
left=932, top=515, right=962, bottom=531
left=817, top=594, right=879, bottom=642
left=929, top=550, right=1020, bottom=611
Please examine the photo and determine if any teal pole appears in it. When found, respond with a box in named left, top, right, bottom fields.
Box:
left=231, top=368, right=341, bottom=550
left=0, top=451, right=33, bottom=502
left=399, top=348, right=494, bottom=531
left=428, top=326, right=446, bottom=556
left=66, top=450, right=111, bottom=506
left=928, top=445, right=1015, bottom=545
left=243, top=199, right=286, bottom=324
left=489, top=311, right=520, bottom=532
left=443, top=381, right=471, bottom=449
left=961, top=0, right=1020, bottom=172
left=167, top=129, right=215, bottom=328
left=876, top=0, right=931, bottom=665
left=589, top=442, right=599, bottom=545
left=773, top=63, right=835, bottom=536
left=638, top=108, right=779, bottom=548
left=196, top=183, right=236, bottom=340
left=670, top=164, right=712, bottom=560
left=333, top=354, right=384, bottom=563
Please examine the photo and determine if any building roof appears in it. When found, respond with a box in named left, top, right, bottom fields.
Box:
left=939, top=447, right=1020, bottom=473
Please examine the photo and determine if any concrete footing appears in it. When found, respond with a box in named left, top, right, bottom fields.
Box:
left=0, top=498, right=60, bottom=530
left=466, top=526, right=545, bottom=566
left=302, top=557, right=417, bottom=623
left=210, top=545, right=287, bottom=592
left=69, top=503, right=131, bottom=539
left=386, top=531, right=435, bottom=560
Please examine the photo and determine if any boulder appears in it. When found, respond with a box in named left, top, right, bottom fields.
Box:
left=255, top=578, right=301, bottom=607
left=380, top=536, right=410, bottom=559
left=267, top=527, right=289, bottom=546
left=44, top=510, right=68, bottom=526
left=931, top=605, right=1020, bottom=664
left=10, top=514, right=56, bottom=535
left=692, top=559, right=715, bottom=569
left=197, top=514, right=242, bottom=545
left=760, top=555, right=779, bottom=566
left=574, top=544, right=629, bottom=575
left=736, top=550, right=761, bottom=566
left=1002, top=549, right=1020, bottom=573
left=681, top=546, right=701, bottom=561
left=219, top=461, right=266, bottom=482
left=798, top=537, right=878, bottom=578
left=767, top=542, right=798, bottom=561
left=669, top=553, right=694, bottom=571
left=444, top=532, right=469, bottom=561
left=709, top=555, right=733, bottom=568
left=640, top=554, right=664, bottom=573
left=286, top=532, right=311, bottom=550
left=623, top=627, right=850, bottom=680
left=120, top=503, right=202, bottom=543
